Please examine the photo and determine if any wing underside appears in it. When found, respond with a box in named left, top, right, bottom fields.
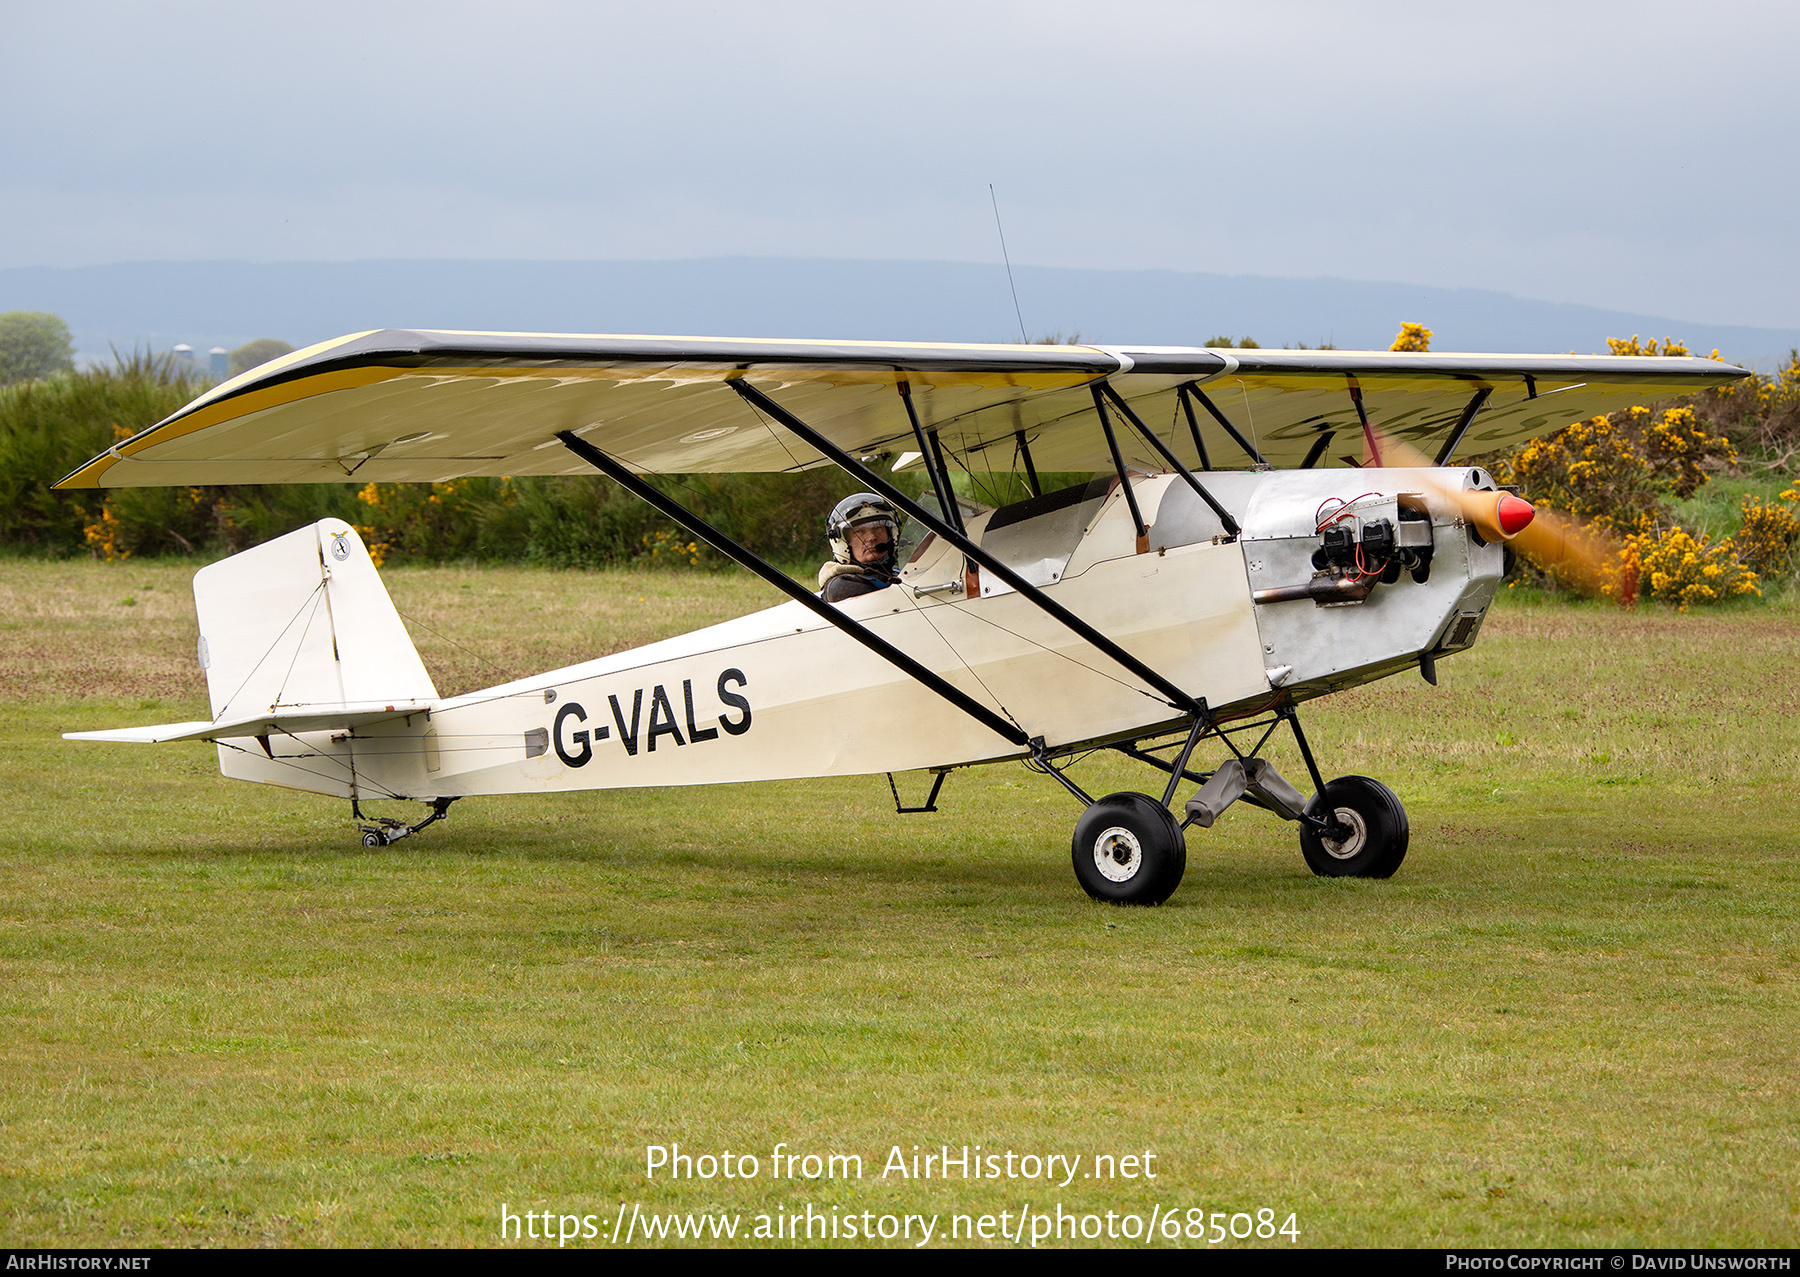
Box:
left=55, top=330, right=1749, bottom=489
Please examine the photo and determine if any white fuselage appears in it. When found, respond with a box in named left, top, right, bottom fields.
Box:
left=216, top=470, right=1503, bottom=802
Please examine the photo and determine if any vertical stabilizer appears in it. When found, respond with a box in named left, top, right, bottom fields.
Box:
left=193, top=519, right=437, bottom=720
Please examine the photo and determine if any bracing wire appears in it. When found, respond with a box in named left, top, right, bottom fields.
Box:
left=271, top=591, right=329, bottom=709
left=392, top=606, right=522, bottom=687
left=895, top=589, right=1023, bottom=735
left=213, top=580, right=326, bottom=720
left=944, top=596, right=1167, bottom=705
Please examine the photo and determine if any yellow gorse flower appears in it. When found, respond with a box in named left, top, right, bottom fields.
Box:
left=1389, top=323, right=1432, bottom=353
left=1617, top=525, right=1759, bottom=611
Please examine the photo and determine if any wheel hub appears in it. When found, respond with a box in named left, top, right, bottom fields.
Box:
left=1092, top=826, right=1143, bottom=882
left=1320, top=806, right=1368, bottom=859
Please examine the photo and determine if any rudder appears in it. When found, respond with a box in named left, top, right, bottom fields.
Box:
left=193, top=519, right=437, bottom=720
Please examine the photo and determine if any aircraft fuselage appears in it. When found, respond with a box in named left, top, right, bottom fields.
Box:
left=211, top=467, right=1503, bottom=802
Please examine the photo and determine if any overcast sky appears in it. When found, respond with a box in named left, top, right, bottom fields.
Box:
left=5, top=0, right=1797, bottom=327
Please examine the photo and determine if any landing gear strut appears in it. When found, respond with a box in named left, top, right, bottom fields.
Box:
left=1038, top=702, right=1409, bottom=903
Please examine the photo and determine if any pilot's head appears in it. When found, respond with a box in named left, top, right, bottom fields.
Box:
left=828, top=492, right=900, bottom=572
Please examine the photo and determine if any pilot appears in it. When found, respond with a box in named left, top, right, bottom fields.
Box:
left=819, top=492, right=901, bottom=602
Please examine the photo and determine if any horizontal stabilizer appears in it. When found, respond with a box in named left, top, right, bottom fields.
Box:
left=64, top=700, right=435, bottom=745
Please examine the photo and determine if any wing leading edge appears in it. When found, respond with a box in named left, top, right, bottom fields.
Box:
left=54, top=330, right=1749, bottom=489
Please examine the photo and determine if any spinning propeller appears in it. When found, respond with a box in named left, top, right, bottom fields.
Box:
left=1371, top=428, right=1619, bottom=595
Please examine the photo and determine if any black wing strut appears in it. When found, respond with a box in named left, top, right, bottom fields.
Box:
left=556, top=431, right=1030, bottom=748
left=728, top=378, right=1207, bottom=719
left=1099, top=383, right=1241, bottom=540
left=1181, top=383, right=1267, bottom=467
left=1434, top=387, right=1493, bottom=466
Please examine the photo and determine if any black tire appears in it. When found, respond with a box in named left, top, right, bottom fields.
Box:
left=361, top=829, right=385, bottom=848
left=1299, top=776, right=1408, bottom=878
left=1071, top=792, right=1187, bottom=905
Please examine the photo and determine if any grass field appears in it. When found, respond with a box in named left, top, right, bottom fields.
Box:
left=1, top=558, right=1796, bottom=1248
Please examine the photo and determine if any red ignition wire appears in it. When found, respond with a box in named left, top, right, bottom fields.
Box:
left=1315, top=492, right=1382, bottom=533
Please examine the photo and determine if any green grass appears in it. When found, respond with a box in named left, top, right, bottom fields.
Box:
left=1, top=561, right=1797, bottom=1247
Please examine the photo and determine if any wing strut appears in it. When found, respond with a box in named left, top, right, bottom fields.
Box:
left=554, top=430, right=1030, bottom=749
left=1014, top=430, right=1043, bottom=498
left=1300, top=431, right=1335, bottom=469
left=1347, top=378, right=1382, bottom=467
left=728, top=379, right=1207, bottom=719
left=1177, top=385, right=1214, bottom=472
left=1088, top=384, right=1150, bottom=554
left=896, top=379, right=965, bottom=535
left=1099, top=383, right=1241, bottom=540
left=1180, top=384, right=1267, bottom=467
left=1434, top=387, right=1493, bottom=466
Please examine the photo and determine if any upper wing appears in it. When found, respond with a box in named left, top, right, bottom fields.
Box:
left=55, top=329, right=1749, bottom=488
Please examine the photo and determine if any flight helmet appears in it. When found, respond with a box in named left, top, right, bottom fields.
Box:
left=827, top=492, right=900, bottom=570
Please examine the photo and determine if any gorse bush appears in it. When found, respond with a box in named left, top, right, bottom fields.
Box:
left=1389, top=323, right=1432, bottom=353
left=1604, top=335, right=1692, bottom=357
left=1691, top=349, right=1800, bottom=467
left=1494, top=405, right=1755, bottom=607
left=1732, top=493, right=1800, bottom=576
left=1498, top=414, right=1663, bottom=537
left=1615, top=524, right=1760, bottom=611
left=1483, top=338, right=1800, bottom=607
left=1640, top=405, right=1733, bottom=499
left=1496, top=406, right=1737, bottom=538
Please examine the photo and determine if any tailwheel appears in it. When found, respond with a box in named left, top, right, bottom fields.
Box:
left=1299, top=776, right=1408, bottom=878
left=354, top=797, right=456, bottom=849
left=1072, top=792, right=1187, bottom=905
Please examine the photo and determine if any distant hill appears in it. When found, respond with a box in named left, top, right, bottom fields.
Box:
left=4, top=257, right=1796, bottom=370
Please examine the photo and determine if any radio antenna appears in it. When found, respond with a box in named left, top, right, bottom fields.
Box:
left=989, top=184, right=1028, bottom=344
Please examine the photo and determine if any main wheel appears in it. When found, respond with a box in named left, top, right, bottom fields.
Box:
left=1071, top=792, right=1187, bottom=905
left=1299, top=775, right=1408, bottom=878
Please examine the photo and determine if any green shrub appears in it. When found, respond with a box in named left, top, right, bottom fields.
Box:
left=0, top=353, right=208, bottom=553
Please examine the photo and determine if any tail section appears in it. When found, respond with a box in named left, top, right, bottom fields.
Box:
left=67, top=520, right=440, bottom=800
left=194, top=518, right=437, bottom=718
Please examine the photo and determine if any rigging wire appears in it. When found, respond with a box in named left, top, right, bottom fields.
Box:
left=734, top=392, right=810, bottom=473
left=927, top=585, right=1166, bottom=706
left=895, top=587, right=1023, bottom=735
left=1238, top=380, right=1262, bottom=461
left=392, top=605, right=522, bottom=688
left=212, top=580, right=326, bottom=721
left=271, top=590, right=329, bottom=709
left=216, top=736, right=406, bottom=802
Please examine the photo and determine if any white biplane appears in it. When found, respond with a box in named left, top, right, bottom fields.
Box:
left=57, top=332, right=1746, bottom=902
